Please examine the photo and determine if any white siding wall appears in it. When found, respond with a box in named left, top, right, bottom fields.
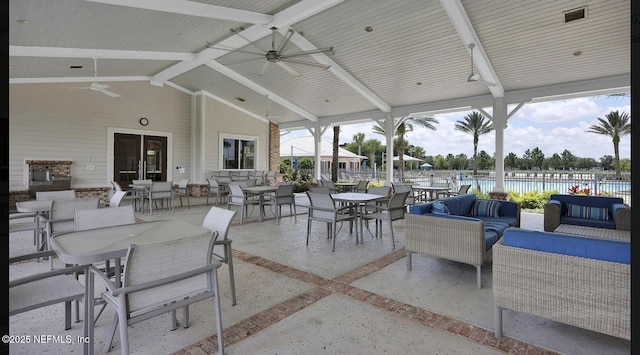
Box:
left=9, top=81, right=192, bottom=191
left=203, top=95, right=269, bottom=175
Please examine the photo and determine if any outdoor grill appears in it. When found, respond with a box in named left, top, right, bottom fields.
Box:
left=29, top=164, right=72, bottom=198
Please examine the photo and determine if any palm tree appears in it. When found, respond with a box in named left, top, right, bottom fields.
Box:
left=353, top=132, right=365, bottom=169
left=586, top=110, right=631, bottom=179
left=372, top=115, right=438, bottom=181
left=332, top=126, right=340, bottom=182
left=454, top=111, right=493, bottom=177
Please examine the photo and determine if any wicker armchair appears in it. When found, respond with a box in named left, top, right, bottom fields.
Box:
left=405, top=213, right=491, bottom=288
left=493, top=233, right=630, bottom=340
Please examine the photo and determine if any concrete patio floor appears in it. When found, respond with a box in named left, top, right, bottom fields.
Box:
left=9, top=195, right=631, bottom=354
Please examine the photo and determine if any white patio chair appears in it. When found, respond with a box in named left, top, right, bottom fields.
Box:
left=391, top=182, right=417, bottom=210
left=108, top=191, right=127, bottom=207
left=227, top=183, right=260, bottom=224
left=36, top=189, right=76, bottom=201
left=40, top=198, right=100, bottom=269
left=146, top=181, right=174, bottom=214
left=74, top=205, right=137, bottom=324
left=362, top=191, right=409, bottom=250
left=319, top=180, right=336, bottom=193
left=206, top=178, right=229, bottom=205
left=305, top=191, right=358, bottom=252
left=261, top=183, right=297, bottom=225
left=356, top=180, right=369, bottom=193
left=10, top=250, right=86, bottom=331
left=9, top=212, right=41, bottom=253
left=111, top=181, right=137, bottom=207
left=363, top=185, right=391, bottom=213
left=202, top=206, right=238, bottom=305
left=92, top=233, right=224, bottom=355
left=175, top=178, right=190, bottom=208
left=444, top=184, right=472, bottom=197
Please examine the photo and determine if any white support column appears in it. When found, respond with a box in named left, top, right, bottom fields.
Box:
left=385, top=113, right=395, bottom=183
left=308, top=124, right=327, bottom=182
left=492, top=98, right=507, bottom=192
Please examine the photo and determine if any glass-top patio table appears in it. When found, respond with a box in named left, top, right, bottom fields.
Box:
left=331, top=192, right=386, bottom=244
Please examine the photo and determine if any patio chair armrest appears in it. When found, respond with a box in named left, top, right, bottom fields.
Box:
left=9, top=250, right=57, bottom=264
left=88, top=265, right=120, bottom=292
left=109, top=263, right=221, bottom=297
left=543, top=200, right=561, bottom=232
left=614, top=206, right=630, bottom=231
left=10, top=264, right=88, bottom=287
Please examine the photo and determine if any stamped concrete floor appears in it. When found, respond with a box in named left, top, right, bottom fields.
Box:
left=9, top=196, right=631, bottom=354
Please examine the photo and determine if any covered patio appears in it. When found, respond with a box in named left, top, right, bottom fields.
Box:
left=8, top=1, right=631, bottom=354
left=9, top=198, right=630, bottom=354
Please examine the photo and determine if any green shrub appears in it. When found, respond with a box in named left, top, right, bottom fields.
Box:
left=282, top=168, right=315, bottom=193
left=509, top=190, right=558, bottom=209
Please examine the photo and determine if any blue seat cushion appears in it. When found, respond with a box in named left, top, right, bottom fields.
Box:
left=484, top=230, right=499, bottom=251
left=561, top=216, right=615, bottom=229
left=476, top=218, right=512, bottom=236
left=475, top=216, right=518, bottom=228
left=502, top=228, right=630, bottom=264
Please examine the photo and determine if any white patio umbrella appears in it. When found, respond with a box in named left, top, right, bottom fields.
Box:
left=392, top=154, right=422, bottom=162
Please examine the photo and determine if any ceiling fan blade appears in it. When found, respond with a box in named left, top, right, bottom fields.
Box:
left=276, top=28, right=295, bottom=55
left=280, top=47, right=335, bottom=59
left=65, top=86, right=91, bottom=90
left=230, top=27, right=268, bottom=53
left=206, top=45, right=264, bottom=56
left=90, top=82, right=110, bottom=90
left=277, top=61, right=302, bottom=77
left=96, top=89, right=121, bottom=98
left=259, top=61, right=271, bottom=76
left=280, top=58, right=331, bottom=70
left=222, top=56, right=265, bottom=66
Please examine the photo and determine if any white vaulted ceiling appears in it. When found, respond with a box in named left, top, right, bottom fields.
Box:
left=9, top=0, right=630, bottom=130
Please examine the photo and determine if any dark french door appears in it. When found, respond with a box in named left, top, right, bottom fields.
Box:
left=114, top=133, right=167, bottom=187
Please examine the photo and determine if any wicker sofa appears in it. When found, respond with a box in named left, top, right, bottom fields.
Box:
left=543, top=194, right=630, bottom=232
left=493, top=227, right=630, bottom=340
left=406, top=194, right=521, bottom=288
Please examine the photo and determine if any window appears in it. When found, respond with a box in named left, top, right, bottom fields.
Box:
left=221, top=134, right=256, bottom=169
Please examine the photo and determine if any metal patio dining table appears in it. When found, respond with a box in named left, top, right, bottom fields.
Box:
left=331, top=192, right=386, bottom=244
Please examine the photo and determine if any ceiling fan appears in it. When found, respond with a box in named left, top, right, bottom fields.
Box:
left=67, top=57, right=121, bottom=97
left=218, top=27, right=334, bottom=77
left=466, top=43, right=497, bottom=87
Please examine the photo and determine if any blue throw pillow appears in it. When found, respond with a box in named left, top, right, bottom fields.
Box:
left=566, top=203, right=610, bottom=221
left=472, top=200, right=501, bottom=217
left=432, top=200, right=450, bottom=215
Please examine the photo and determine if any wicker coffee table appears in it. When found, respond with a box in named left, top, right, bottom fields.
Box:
left=554, top=224, right=630, bottom=242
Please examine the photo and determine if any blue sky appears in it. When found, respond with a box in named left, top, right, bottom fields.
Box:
left=281, top=95, right=631, bottom=161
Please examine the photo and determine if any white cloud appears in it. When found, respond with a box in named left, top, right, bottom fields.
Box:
left=282, top=96, right=630, bottom=160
